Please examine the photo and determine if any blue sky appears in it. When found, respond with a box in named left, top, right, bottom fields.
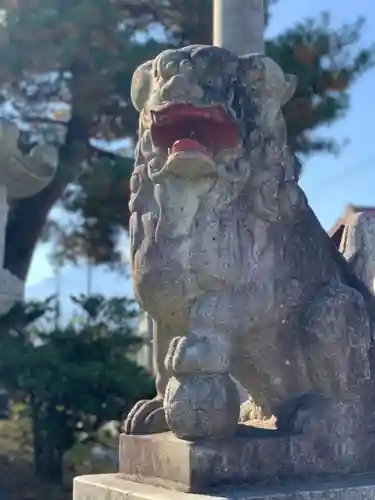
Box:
left=26, top=0, right=375, bottom=286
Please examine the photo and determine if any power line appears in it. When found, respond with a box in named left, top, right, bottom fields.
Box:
left=308, top=157, right=375, bottom=195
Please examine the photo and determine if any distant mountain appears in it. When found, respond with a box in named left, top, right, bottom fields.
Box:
left=25, top=264, right=134, bottom=326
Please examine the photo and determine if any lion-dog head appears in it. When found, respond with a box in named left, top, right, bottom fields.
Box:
left=129, top=45, right=303, bottom=316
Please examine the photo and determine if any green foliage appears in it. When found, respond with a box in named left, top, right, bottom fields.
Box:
left=268, top=13, right=375, bottom=154
left=0, top=0, right=374, bottom=274
left=0, top=294, right=155, bottom=482
left=48, top=155, right=134, bottom=266
left=53, top=3, right=375, bottom=265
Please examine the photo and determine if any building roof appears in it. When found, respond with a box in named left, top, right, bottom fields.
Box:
left=329, top=204, right=375, bottom=248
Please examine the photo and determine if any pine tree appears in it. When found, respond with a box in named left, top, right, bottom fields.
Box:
left=0, top=0, right=372, bottom=270
left=0, top=294, right=155, bottom=482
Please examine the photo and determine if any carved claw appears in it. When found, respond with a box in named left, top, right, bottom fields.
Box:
left=239, top=399, right=268, bottom=423
left=124, top=398, right=168, bottom=435
left=165, top=335, right=231, bottom=374
left=165, top=336, right=210, bottom=374
left=165, top=336, right=189, bottom=373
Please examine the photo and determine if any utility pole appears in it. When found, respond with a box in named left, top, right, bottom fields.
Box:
left=86, top=217, right=96, bottom=300
left=87, top=258, right=93, bottom=296
left=213, top=0, right=265, bottom=55
left=54, top=262, right=62, bottom=329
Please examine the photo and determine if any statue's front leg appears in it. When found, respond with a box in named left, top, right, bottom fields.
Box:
left=124, top=319, right=171, bottom=435
left=163, top=294, right=241, bottom=440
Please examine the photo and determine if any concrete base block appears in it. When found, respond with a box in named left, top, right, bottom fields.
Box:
left=73, top=473, right=375, bottom=500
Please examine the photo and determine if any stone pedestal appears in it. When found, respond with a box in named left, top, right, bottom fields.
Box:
left=118, top=429, right=375, bottom=494
left=73, top=473, right=375, bottom=500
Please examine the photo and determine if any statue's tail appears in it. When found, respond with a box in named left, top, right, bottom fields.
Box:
left=340, top=212, right=375, bottom=296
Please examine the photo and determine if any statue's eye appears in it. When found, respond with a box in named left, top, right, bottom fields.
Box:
left=166, top=60, right=179, bottom=76
left=203, top=78, right=217, bottom=93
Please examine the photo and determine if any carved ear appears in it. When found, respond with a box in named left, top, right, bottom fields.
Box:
left=237, top=56, right=297, bottom=107
left=131, top=60, right=153, bottom=112
left=281, top=74, right=297, bottom=106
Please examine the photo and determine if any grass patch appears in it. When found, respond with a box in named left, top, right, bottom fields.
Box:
left=0, top=419, right=70, bottom=499
left=0, top=418, right=117, bottom=499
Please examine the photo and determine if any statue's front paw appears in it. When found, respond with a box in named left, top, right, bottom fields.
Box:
left=164, top=374, right=240, bottom=439
left=165, top=335, right=230, bottom=374
left=165, top=336, right=190, bottom=374
left=124, top=398, right=168, bottom=435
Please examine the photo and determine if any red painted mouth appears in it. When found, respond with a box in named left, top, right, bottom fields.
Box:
left=150, top=104, right=239, bottom=158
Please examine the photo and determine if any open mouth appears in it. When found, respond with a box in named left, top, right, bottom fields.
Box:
left=150, top=104, right=239, bottom=158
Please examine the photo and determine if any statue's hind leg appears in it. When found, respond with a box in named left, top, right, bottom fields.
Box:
left=231, top=319, right=313, bottom=425
left=296, top=281, right=374, bottom=437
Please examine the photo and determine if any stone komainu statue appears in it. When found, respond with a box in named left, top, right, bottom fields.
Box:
left=125, top=45, right=375, bottom=449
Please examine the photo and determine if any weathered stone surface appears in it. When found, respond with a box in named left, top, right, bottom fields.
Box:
left=74, top=473, right=375, bottom=500
left=164, top=374, right=240, bottom=439
left=125, top=42, right=375, bottom=476
left=0, top=122, right=58, bottom=199
left=118, top=430, right=375, bottom=493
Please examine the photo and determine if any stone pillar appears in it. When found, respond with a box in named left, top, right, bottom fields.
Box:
left=213, top=0, right=265, bottom=55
